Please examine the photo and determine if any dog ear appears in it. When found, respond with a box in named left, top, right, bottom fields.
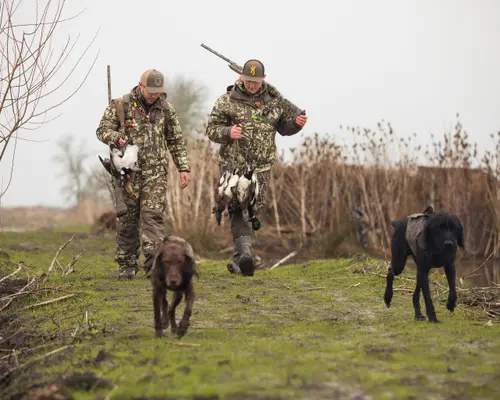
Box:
left=183, top=242, right=199, bottom=279
left=153, top=244, right=165, bottom=282
left=423, top=205, right=434, bottom=214
left=454, top=216, right=465, bottom=249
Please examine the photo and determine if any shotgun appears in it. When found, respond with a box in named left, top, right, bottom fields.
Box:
left=200, top=43, right=306, bottom=117
left=98, top=65, right=128, bottom=217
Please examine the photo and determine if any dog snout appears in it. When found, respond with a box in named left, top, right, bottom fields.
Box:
left=167, top=278, right=178, bottom=287
left=444, top=240, right=454, bottom=247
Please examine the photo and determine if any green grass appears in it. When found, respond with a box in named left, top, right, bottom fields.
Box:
left=1, top=230, right=499, bottom=400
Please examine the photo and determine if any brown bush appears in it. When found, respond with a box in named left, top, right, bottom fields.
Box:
left=94, top=116, right=500, bottom=262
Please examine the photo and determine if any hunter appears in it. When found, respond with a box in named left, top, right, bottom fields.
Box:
left=96, top=69, right=191, bottom=279
left=206, top=59, right=308, bottom=276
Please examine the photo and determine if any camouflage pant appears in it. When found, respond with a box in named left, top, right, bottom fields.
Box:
left=112, top=167, right=168, bottom=272
left=225, top=169, right=271, bottom=239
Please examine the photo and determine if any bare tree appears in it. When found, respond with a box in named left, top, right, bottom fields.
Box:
left=52, top=133, right=93, bottom=205
left=84, top=165, right=113, bottom=206
left=0, top=0, right=99, bottom=198
left=165, top=76, right=209, bottom=140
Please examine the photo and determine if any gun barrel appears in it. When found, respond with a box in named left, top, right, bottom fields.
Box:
left=200, top=43, right=232, bottom=63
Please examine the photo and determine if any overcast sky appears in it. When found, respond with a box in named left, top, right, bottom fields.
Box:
left=1, top=0, right=499, bottom=208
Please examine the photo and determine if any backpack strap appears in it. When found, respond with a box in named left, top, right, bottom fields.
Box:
left=114, top=93, right=131, bottom=134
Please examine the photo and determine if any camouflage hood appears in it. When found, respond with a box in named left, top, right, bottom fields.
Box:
left=96, top=86, right=190, bottom=174
left=205, top=78, right=304, bottom=172
left=227, top=79, right=282, bottom=105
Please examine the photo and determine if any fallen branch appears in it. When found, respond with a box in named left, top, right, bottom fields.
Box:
left=1, top=345, right=72, bottom=378
left=21, top=293, right=76, bottom=311
left=0, top=277, right=38, bottom=305
left=461, top=252, right=494, bottom=281
left=165, top=340, right=201, bottom=347
left=0, top=298, right=14, bottom=313
left=63, top=248, right=84, bottom=276
left=301, top=286, right=327, bottom=291
left=43, top=234, right=76, bottom=282
left=270, top=251, right=298, bottom=270
left=104, top=385, right=119, bottom=400
left=0, top=263, right=23, bottom=284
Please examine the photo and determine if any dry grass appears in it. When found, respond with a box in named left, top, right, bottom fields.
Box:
left=158, top=117, right=500, bottom=260
left=3, top=116, right=500, bottom=262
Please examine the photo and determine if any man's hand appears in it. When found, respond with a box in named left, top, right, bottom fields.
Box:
left=295, top=113, right=308, bottom=127
left=230, top=124, right=242, bottom=140
left=180, top=172, right=190, bottom=189
left=119, top=137, right=128, bottom=148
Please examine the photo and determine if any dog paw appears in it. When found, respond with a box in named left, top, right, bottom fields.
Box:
left=155, top=329, right=163, bottom=338
left=177, top=322, right=189, bottom=338
left=428, top=317, right=441, bottom=324
left=383, top=292, right=393, bottom=308
left=446, top=302, right=456, bottom=313
left=415, top=314, right=426, bottom=321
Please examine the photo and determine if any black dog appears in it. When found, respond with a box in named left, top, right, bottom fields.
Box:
left=384, top=206, right=464, bottom=323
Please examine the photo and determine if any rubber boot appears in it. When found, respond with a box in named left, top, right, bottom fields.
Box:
left=236, top=236, right=255, bottom=276
left=227, top=248, right=242, bottom=274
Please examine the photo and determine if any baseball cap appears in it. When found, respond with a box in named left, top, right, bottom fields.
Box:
left=140, top=69, right=165, bottom=93
left=241, top=59, right=265, bottom=82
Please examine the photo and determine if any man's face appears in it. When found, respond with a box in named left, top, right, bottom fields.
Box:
left=140, top=84, right=161, bottom=104
left=242, top=78, right=263, bottom=94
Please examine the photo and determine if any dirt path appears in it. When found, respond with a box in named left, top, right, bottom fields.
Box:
left=1, top=231, right=500, bottom=400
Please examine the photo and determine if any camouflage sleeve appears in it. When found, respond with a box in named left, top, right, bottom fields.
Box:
left=205, top=95, right=232, bottom=144
left=96, top=101, right=124, bottom=145
left=164, top=102, right=191, bottom=173
left=276, top=98, right=304, bottom=137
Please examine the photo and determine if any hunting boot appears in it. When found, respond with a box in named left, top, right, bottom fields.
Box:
left=236, top=235, right=255, bottom=276
left=119, top=265, right=136, bottom=279
left=227, top=246, right=242, bottom=275
left=118, top=249, right=139, bottom=279
left=227, top=206, right=255, bottom=276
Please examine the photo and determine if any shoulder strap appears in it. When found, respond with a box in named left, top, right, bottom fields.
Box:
left=114, top=93, right=131, bottom=133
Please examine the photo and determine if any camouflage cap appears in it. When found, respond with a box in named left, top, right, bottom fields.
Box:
left=140, top=69, right=165, bottom=93
left=241, top=59, right=265, bottom=82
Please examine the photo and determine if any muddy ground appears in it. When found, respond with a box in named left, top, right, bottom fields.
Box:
left=1, top=229, right=500, bottom=400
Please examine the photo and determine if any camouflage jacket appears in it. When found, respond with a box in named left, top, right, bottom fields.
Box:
left=205, top=79, right=304, bottom=172
left=96, top=86, right=190, bottom=173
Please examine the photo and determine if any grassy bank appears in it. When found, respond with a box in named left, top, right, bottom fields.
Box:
left=1, top=230, right=500, bottom=400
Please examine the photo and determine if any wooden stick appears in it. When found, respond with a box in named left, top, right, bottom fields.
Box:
left=0, top=263, right=22, bottom=284
left=43, top=234, right=76, bottom=282
left=165, top=340, right=201, bottom=347
left=107, top=65, right=112, bottom=105
left=270, top=251, right=298, bottom=270
left=0, top=277, right=37, bottom=302
left=1, top=345, right=71, bottom=378
left=21, top=293, right=76, bottom=310
left=63, top=249, right=84, bottom=276
left=461, top=252, right=494, bottom=281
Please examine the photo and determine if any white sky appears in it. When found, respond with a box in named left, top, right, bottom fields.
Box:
left=1, top=0, right=499, bottom=208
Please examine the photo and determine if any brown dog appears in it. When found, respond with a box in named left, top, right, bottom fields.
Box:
left=150, top=235, right=198, bottom=338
